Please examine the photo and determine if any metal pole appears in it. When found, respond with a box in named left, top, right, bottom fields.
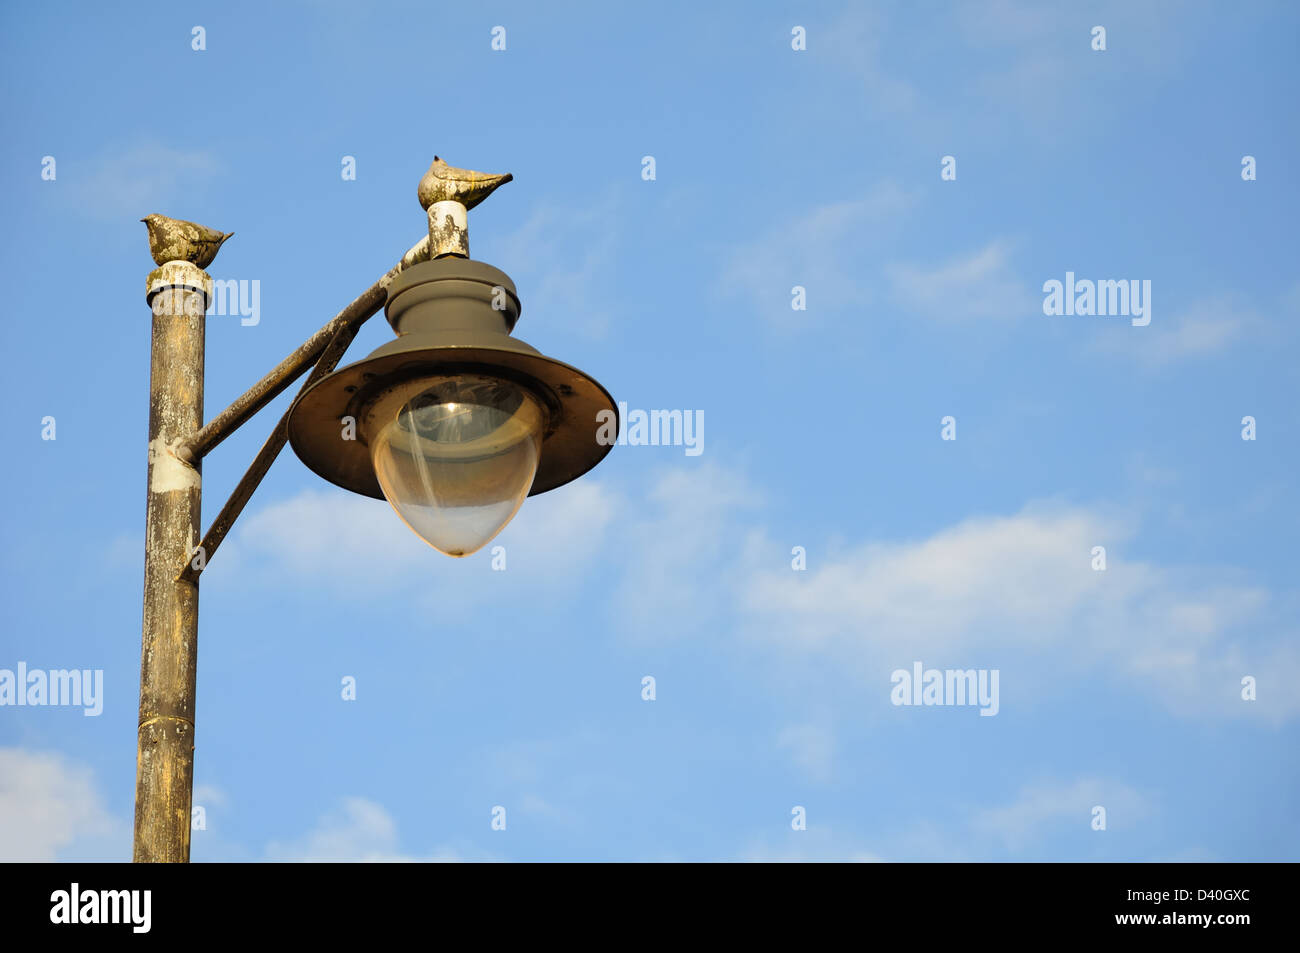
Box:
left=134, top=261, right=209, bottom=862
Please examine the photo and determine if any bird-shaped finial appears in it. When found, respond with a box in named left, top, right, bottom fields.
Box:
left=141, top=214, right=233, bottom=269
left=417, top=156, right=513, bottom=211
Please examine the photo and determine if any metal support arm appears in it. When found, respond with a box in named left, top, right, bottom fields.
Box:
left=171, top=234, right=433, bottom=581
left=175, top=234, right=431, bottom=464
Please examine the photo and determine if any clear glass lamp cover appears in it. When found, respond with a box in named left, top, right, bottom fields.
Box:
left=368, top=374, right=546, bottom=557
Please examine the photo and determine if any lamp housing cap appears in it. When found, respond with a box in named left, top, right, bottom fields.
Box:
left=287, top=258, right=617, bottom=501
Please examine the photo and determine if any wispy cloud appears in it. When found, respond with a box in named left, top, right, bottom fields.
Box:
left=609, top=462, right=763, bottom=640
left=0, top=750, right=485, bottom=863
left=973, top=777, right=1148, bottom=850
left=742, top=500, right=1293, bottom=720
left=221, top=461, right=1298, bottom=723
left=213, top=477, right=617, bottom=608
left=1088, top=296, right=1253, bottom=366
left=492, top=192, right=624, bottom=339
left=720, top=194, right=1033, bottom=327
left=264, top=796, right=488, bottom=862
left=818, top=6, right=920, bottom=117
left=719, top=182, right=915, bottom=326
left=739, top=827, right=886, bottom=863
left=824, top=1, right=1199, bottom=143
left=192, top=782, right=230, bottom=811
left=887, top=239, right=1034, bottom=321
left=59, top=141, right=223, bottom=222
left=776, top=717, right=836, bottom=785
left=0, top=748, right=124, bottom=861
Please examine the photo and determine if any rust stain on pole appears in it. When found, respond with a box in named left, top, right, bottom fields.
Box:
left=135, top=260, right=210, bottom=862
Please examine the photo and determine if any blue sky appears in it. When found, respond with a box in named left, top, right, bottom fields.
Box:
left=1, top=0, right=1297, bottom=861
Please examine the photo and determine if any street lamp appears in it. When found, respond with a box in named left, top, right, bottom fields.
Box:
left=287, top=257, right=616, bottom=557
left=134, top=158, right=616, bottom=861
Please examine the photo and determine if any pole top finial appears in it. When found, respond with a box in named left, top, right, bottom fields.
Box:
left=418, top=157, right=513, bottom=259
left=141, top=214, right=233, bottom=269
left=417, top=156, right=513, bottom=211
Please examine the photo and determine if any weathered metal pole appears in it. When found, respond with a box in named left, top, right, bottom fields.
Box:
left=135, top=260, right=210, bottom=862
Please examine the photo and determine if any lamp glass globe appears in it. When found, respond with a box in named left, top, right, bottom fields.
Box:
left=369, top=375, right=545, bottom=557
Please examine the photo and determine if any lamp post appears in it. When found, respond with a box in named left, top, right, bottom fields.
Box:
left=133, top=158, right=617, bottom=862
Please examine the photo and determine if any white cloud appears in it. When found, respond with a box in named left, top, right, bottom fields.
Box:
left=221, top=461, right=751, bottom=635
left=491, top=193, right=623, bottom=339
left=973, top=777, right=1147, bottom=850
left=0, top=748, right=125, bottom=861
left=215, top=487, right=422, bottom=589
left=719, top=183, right=915, bottom=326
left=737, top=776, right=1148, bottom=860
left=740, top=501, right=1294, bottom=720
left=818, top=6, right=920, bottom=116
left=856, top=0, right=1193, bottom=142
left=213, top=477, right=617, bottom=607
left=0, top=752, right=477, bottom=863
left=776, top=719, right=835, bottom=785
left=480, top=727, right=615, bottom=805
left=63, top=142, right=223, bottom=222
left=219, top=459, right=1298, bottom=723
left=192, top=782, right=229, bottom=811
left=608, top=461, right=764, bottom=639
left=516, top=792, right=583, bottom=827
left=263, top=796, right=485, bottom=862
left=739, top=827, right=886, bottom=863
left=1089, top=296, right=1252, bottom=366
left=720, top=199, right=1033, bottom=327
left=887, top=240, right=1034, bottom=321
left=747, top=504, right=1127, bottom=651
